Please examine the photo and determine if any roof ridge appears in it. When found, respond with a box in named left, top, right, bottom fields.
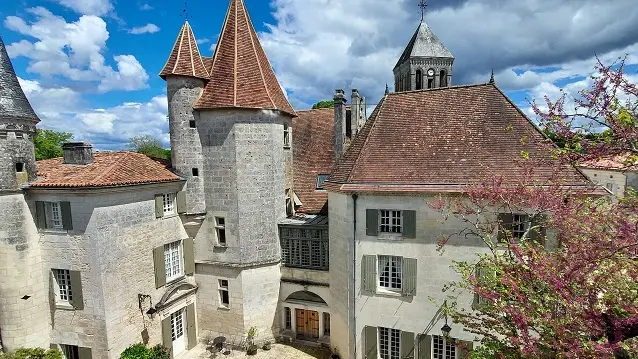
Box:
left=243, top=0, right=276, bottom=109
left=172, top=24, right=186, bottom=74
left=188, top=21, right=209, bottom=77
left=233, top=0, right=238, bottom=106
left=209, top=0, right=233, bottom=76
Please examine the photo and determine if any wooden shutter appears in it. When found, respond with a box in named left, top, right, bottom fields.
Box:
left=186, top=303, right=197, bottom=349
left=362, top=255, right=377, bottom=293
left=69, top=271, right=84, bottom=310
left=183, top=238, right=195, bottom=276
left=153, top=246, right=166, bottom=288
left=497, top=213, right=513, bottom=243
left=35, top=201, right=46, bottom=229
left=457, top=340, right=474, bottom=359
left=402, top=210, right=416, bottom=238
left=364, top=326, right=377, bottom=359
left=401, top=331, right=415, bottom=359
left=177, top=191, right=187, bottom=214
left=78, top=347, right=92, bottom=359
left=529, top=214, right=547, bottom=244
left=402, top=258, right=417, bottom=296
left=61, top=201, right=73, bottom=230
left=155, top=195, right=164, bottom=218
left=418, top=334, right=431, bottom=359
left=366, top=209, right=379, bottom=236
left=162, top=316, right=173, bottom=353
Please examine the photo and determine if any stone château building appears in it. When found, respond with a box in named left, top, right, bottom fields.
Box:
left=0, top=1, right=594, bottom=359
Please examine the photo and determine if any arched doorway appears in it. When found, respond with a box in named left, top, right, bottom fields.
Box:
left=282, top=291, right=330, bottom=341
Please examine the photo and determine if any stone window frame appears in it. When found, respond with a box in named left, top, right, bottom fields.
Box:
left=60, top=344, right=79, bottom=359
left=162, top=193, right=177, bottom=217
left=218, top=279, right=230, bottom=309
left=379, top=327, right=401, bottom=359
left=283, top=123, right=291, bottom=148
left=432, top=334, right=457, bottom=359
left=214, top=217, right=227, bottom=247
left=164, top=240, right=183, bottom=283
left=280, top=227, right=329, bottom=271
left=378, top=255, right=402, bottom=293
left=52, top=269, right=73, bottom=304
left=284, top=307, right=292, bottom=330
left=46, top=201, right=64, bottom=229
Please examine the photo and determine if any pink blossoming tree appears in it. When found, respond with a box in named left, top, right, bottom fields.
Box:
left=433, top=58, right=638, bottom=359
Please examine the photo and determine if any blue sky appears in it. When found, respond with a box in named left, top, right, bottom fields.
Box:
left=1, top=0, right=637, bottom=150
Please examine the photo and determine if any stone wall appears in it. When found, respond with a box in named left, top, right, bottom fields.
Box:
left=240, top=264, right=281, bottom=343
left=0, top=193, right=49, bottom=350
left=580, top=168, right=627, bottom=197
left=167, top=76, right=206, bottom=214
left=0, top=119, right=37, bottom=191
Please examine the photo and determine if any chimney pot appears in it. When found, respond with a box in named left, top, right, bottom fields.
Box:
left=62, top=142, right=93, bottom=165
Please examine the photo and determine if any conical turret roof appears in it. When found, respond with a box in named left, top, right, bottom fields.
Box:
left=0, top=35, right=39, bottom=123
left=193, top=0, right=295, bottom=117
left=394, top=21, right=453, bottom=70
left=160, top=21, right=209, bottom=80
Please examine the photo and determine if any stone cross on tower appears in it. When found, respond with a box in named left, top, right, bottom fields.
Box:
left=418, top=0, right=427, bottom=22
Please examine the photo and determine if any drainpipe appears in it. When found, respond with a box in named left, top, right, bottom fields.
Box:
left=352, top=193, right=358, bottom=359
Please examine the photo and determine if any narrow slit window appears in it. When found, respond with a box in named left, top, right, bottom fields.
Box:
left=416, top=70, right=423, bottom=90
left=219, top=279, right=229, bottom=307
left=189, top=120, right=196, bottom=128
left=192, top=168, right=199, bottom=177
left=284, top=307, right=292, bottom=329
left=283, top=123, right=291, bottom=148
left=215, top=217, right=226, bottom=246
left=15, top=162, right=24, bottom=172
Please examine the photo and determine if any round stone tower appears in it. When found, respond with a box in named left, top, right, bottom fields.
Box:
left=160, top=21, right=209, bottom=214
left=0, top=34, right=50, bottom=350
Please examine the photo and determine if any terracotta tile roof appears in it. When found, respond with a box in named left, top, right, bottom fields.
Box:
left=327, top=83, right=589, bottom=192
left=193, top=0, right=296, bottom=117
left=202, top=56, right=213, bottom=72
left=160, top=21, right=209, bottom=80
left=580, top=152, right=638, bottom=172
left=33, top=152, right=181, bottom=188
left=293, top=108, right=335, bottom=214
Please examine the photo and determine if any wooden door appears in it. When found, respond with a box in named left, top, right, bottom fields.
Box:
left=295, top=309, right=306, bottom=338
left=308, top=311, right=319, bottom=339
left=295, top=309, right=320, bottom=339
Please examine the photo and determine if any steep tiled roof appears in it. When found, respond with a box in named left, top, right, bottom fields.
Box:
left=0, top=35, right=39, bottom=122
left=193, top=0, right=295, bottom=116
left=160, top=21, right=209, bottom=80
left=293, top=108, right=335, bottom=214
left=395, top=21, right=453, bottom=69
left=580, top=152, right=638, bottom=172
left=33, top=152, right=181, bottom=188
left=327, top=83, right=589, bottom=192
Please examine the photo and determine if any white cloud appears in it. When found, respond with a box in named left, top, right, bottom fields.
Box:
left=139, top=4, right=153, bottom=11
left=196, top=38, right=210, bottom=45
left=4, top=7, right=149, bottom=92
left=129, top=23, right=160, bottom=35
left=53, top=0, right=113, bottom=16
left=210, top=43, right=217, bottom=53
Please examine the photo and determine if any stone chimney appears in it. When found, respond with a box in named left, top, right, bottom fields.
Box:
left=62, top=142, right=93, bottom=165
left=351, top=89, right=361, bottom=138
left=333, top=89, right=347, bottom=163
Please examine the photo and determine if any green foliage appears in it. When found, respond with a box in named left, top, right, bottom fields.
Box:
left=149, top=345, right=170, bottom=359
left=311, top=100, right=334, bottom=109
left=0, top=348, right=62, bottom=359
left=120, top=343, right=151, bottom=359
left=127, top=135, right=170, bottom=160
left=34, top=129, right=73, bottom=160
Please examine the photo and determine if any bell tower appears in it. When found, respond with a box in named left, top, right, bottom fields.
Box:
left=393, top=2, right=454, bottom=92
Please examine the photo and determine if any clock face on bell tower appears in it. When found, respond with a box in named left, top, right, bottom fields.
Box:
left=427, top=69, right=435, bottom=77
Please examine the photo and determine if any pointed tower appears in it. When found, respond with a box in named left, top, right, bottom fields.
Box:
left=0, top=34, right=50, bottom=350
left=394, top=21, right=454, bottom=91
left=161, top=21, right=209, bottom=214
left=192, top=0, right=295, bottom=344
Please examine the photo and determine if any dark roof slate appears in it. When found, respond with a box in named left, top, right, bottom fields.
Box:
left=395, top=21, right=453, bottom=69
left=0, top=35, right=39, bottom=122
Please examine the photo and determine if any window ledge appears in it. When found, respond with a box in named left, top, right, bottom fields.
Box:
left=214, top=244, right=228, bottom=249
left=217, top=305, right=230, bottom=311
left=41, top=229, right=68, bottom=235
left=283, top=146, right=291, bottom=150
left=166, top=275, right=186, bottom=286
left=376, top=289, right=403, bottom=298
left=377, top=234, right=404, bottom=241
left=55, top=302, right=75, bottom=311
left=161, top=214, right=179, bottom=220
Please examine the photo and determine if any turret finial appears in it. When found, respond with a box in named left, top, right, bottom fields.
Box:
left=385, top=83, right=390, bottom=95
left=418, top=0, right=428, bottom=22
left=489, top=69, right=495, bottom=84
left=182, top=1, right=189, bottom=21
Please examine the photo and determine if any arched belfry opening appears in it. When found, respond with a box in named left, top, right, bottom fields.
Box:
left=440, top=69, right=447, bottom=87
left=416, top=69, right=423, bottom=90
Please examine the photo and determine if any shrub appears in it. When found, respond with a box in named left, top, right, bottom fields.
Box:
left=120, top=343, right=151, bottom=359
left=0, top=348, right=62, bottom=359
left=149, top=345, right=169, bottom=359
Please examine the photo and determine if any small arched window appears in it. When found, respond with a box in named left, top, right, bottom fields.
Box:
left=415, top=70, right=423, bottom=90
left=440, top=70, right=447, bottom=87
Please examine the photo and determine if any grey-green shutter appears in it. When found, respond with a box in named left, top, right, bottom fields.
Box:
left=362, top=255, right=377, bottom=293
left=403, top=210, right=416, bottom=238
left=497, top=213, right=513, bottom=243
left=418, top=334, right=431, bottom=359
left=401, top=331, right=415, bottom=359
left=69, top=270, right=84, bottom=310
left=457, top=340, right=474, bottom=359
left=78, top=347, right=92, bottom=359
left=154, top=246, right=166, bottom=288
left=529, top=214, right=547, bottom=244
left=60, top=202, right=73, bottom=230
left=364, top=326, right=377, bottom=359
left=183, top=238, right=195, bottom=276
left=366, top=209, right=378, bottom=236
left=186, top=303, right=197, bottom=349
left=155, top=195, right=164, bottom=218
left=162, top=316, right=173, bottom=353
left=36, top=201, right=46, bottom=229
left=177, top=191, right=187, bottom=214
left=402, top=258, right=417, bottom=296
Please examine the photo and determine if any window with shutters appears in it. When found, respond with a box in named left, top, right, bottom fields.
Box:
left=53, top=269, right=73, bottom=303
left=164, top=240, right=183, bottom=282
left=215, top=217, right=226, bottom=246
left=379, top=210, right=402, bottom=234
left=379, top=327, right=400, bottom=359
left=60, top=344, right=79, bottom=359
left=433, top=335, right=457, bottom=359
left=218, top=279, right=230, bottom=308
left=45, top=202, right=63, bottom=229
left=162, top=193, right=176, bottom=216
left=378, top=255, right=402, bottom=292
left=511, top=214, right=529, bottom=240
left=280, top=227, right=329, bottom=270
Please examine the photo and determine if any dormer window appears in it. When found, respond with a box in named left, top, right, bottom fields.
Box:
left=316, top=174, right=330, bottom=190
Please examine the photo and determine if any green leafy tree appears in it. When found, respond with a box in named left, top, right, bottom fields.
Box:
left=311, top=100, right=334, bottom=109
left=0, top=347, right=62, bottom=359
left=34, top=129, right=73, bottom=160
left=120, top=343, right=169, bottom=359
left=127, top=135, right=170, bottom=160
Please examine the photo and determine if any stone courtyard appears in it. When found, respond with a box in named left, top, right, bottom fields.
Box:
left=183, top=342, right=332, bottom=359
